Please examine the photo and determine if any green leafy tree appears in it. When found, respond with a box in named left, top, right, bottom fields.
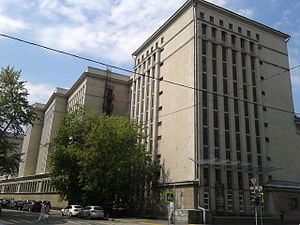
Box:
left=49, top=107, right=159, bottom=205
left=0, top=66, right=37, bottom=175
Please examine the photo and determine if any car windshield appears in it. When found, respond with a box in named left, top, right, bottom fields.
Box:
left=93, top=206, right=102, bottom=210
left=74, top=206, right=82, bottom=208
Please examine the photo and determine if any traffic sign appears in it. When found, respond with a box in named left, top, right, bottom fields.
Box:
left=164, top=192, right=175, bottom=203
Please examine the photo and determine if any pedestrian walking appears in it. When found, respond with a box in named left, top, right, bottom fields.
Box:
left=44, top=201, right=51, bottom=223
left=279, top=209, right=285, bottom=222
left=37, top=201, right=46, bottom=222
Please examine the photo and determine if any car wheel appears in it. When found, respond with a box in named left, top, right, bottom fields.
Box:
left=61, top=212, right=64, bottom=216
left=69, top=212, right=73, bottom=217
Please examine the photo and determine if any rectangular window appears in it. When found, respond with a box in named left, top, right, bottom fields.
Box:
left=203, top=92, right=207, bottom=107
left=219, top=20, right=224, bottom=26
left=244, top=103, right=249, bottom=116
left=202, top=56, right=207, bottom=72
left=216, top=169, right=221, bottom=183
left=223, top=79, right=228, bottom=94
left=241, top=38, right=245, bottom=49
left=200, top=12, right=205, bottom=19
left=234, top=99, right=239, bottom=114
left=231, top=35, right=236, bottom=45
left=222, top=47, right=227, bottom=61
left=247, top=30, right=251, bottom=37
left=245, top=118, right=250, bottom=134
left=227, top=171, right=232, bottom=188
left=290, top=198, right=298, bottom=210
left=221, top=31, right=226, bottom=41
left=225, top=113, right=230, bottom=130
left=242, top=53, right=246, bottom=67
left=246, top=135, right=251, bottom=152
left=214, top=129, right=219, bottom=147
left=225, top=131, right=230, bottom=149
left=213, top=94, right=218, bottom=109
left=213, top=76, right=217, bottom=92
left=256, top=33, right=260, bottom=40
left=243, top=85, right=248, bottom=100
left=251, top=57, right=255, bottom=70
left=253, top=87, right=257, bottom=102
left=210, top=16, right=214, bottom=23
left=255, top=120, right=260, bottom=136
left=203, top=146, right=209, bottom=159
left=229, top=23, right=233, bottom=30
left=236, top=133, right=241, bottom=150
left=256, top=137, right=261, bottom=154
left=203, top=127, right=208, bottom=145
left=238, top=27, right=242, bottom=33
left=250, top=42, right=254, bottom=52
left=215, top=148, right=220, bottom=159
left=238, top=172, right=243, bottom=189
left=235, top=116, right=240, bottom=132
left=233, top=82, right=238, bottom=97
left=224, top=96, right=229, bottom=112
left=212, top=44, right=217, bottom=59
left=232, top=50, right=236, bottom=64
left=202, top=73, right=207, bottom=89
left=212, top=60, right=217, bottom=75
left=203, top=109, right=208, bottom=126
left=202, top=40, right=207, bottom=55
left=254, top=104, right=258, bottom=118
left=252, top=72, right=256, bottom=85
left=237, top=151, right=241, bottom=161
left=242, top=69, right=247, bottom=83
left=233, top=66, right=237, bottom=80
left=202, top=23, right=207, bottom=35
left=223, top=63, right=227, bottom=77
left=212, top=27, right=216, bottom=38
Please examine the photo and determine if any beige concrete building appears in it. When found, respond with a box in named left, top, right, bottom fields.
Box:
left=0, top=67, right=130, bottom=207
left=130, top=0, right=300, bottom=220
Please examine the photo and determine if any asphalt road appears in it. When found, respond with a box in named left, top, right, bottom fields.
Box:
left=0, top=209, right=169, bottom=225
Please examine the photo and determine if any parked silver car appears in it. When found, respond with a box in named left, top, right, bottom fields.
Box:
left=60, top=205, right=83, bottom=217
left=78, top=206, right=105, bottom=219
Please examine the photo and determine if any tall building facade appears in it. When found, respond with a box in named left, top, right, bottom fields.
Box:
left=130, top=0, right=300, bottom=218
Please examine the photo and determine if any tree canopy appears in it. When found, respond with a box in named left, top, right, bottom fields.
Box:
left=0, top=66, right=37, bottom=175
left=49, top=107, right=159, bottom=205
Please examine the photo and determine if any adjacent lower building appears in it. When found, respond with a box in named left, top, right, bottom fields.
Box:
left=1, top=0, right=300, bottom=222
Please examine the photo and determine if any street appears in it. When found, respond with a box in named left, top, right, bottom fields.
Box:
left=0, top=209, right=169, bottom=225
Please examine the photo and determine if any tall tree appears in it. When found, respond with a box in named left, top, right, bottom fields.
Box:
left=49, top=107, right=159, bottom=205
left=0, top=66, right=37, bottom=175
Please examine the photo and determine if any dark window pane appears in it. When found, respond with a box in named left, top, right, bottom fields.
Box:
left=223, top=79, right=228, bottom=94
left=224, top=96, right=229, bottom=112
left=213, top=94, right=218, bottom=109
left=223, top=63, right=227, bottom=77
left=246, top=135, right=251, bottom=152
left=213, top=76, right=217, bottom=91
left=202, top=40, right=207, bottom=55
left=214, top=111, right=219, bottom=128
left=236, top=133, right=241, bottom=150
left=203, top=109, right=208, bottom=125
left=214, top=129, right=219, bottom=147
left=225, top=131, right=230, bottom=149
left=203, top=127, right=208, bottom=145
left=222, top=47, right=227, bottom=61
left=234, top=99, right=239, bottom=114
left=203, top=92, right=207, bottom=107
left=235, top=116, right=240, bottom=132
left=202, top=73, right=207, bottom=89
left=225, top=113, right=229, bottom=130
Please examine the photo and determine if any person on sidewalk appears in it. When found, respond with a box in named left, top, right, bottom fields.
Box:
left=37, top=201, right=46, bottom=222
left=279, top=209, right=285, bottom=222
left=44, top=201, right=51, bottom=223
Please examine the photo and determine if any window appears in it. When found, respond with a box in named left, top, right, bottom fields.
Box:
left=265, top=137, right=270, bottom=142
left=255, top=120, right=260, bottom=136
left=233, top=66, right=237, bottom=80
left=245, top=118, right=250, bottom=134
left=231, top=35, right=236, bottom=45
left=224, top=113, right=229, bottom=130
left=247, top=30, right=251, bottom=37
left=238, top=27, right=242, bottom=33
left=236, top=133, right=241, bottom=150
left=210, top=16, right=214, bottom=23
left=264, top=122, right=268, bottom=127
left=243, top=85, right=248, bottom=99
left=212, top=44, right=217, bottom=59
left=225, top=131, right=230, bottom=149
left=212, top=60, right=217, bottom=75
left=232, top=50, right=236, bottom=64
left=202, top=73, right=207, bottom=89
left=223, top=63, right=227, bottom=78
left=157, top=135, right=162, bottom=140
left=214, top=112, right=219, bottom=128
left=223, top=79, right=228, bottom=94
left=219, top=20, right=224, bottom=26
left=262, top=91, right=266, bottom=96
left=159, top=90, right=163, bottom=95
left=203, top=109, right=208, bottom=126
left=229, top=23, right=233, bottom=30
left=202, top=56, right=207, bottom=72
left=242, top=53, right=246, bottom=67
left=244, top=103, right=249, bottom=116
left=202, top=24, right=207, bottom=35
left=203, top=92, right=208, bottom=107
left=213, top=76, right=217, bottom=91
left=251, top=57, right=255, bottom=70
left=224, top=96, right=229, bottom=112
left=233, top=82, right=238, bottom=97
left=222, top=47, right=227, bottom=61
left=202, top=40, right=207, bottom=55
left=250, top=42, right=254, bottom=52
left=214, top=129, right=219, bottom=146
left=212, top=27, right=216, bottom=38
left=203, top=146, right=209, bottom=159
left=203, top=127, right=208, bottom=145
left=246, top=136, right=251, bottom=152
left=234, top=99, right=239, bottom=114
left=221, top=31, right=226, bottom=41
left=235, top=116, right=240, bottom=132
left=227, top=171, right=232, bottom=188
left=256, top=33, right=260, bottom=40
left=257, top=137, right=261, bottom=154
left=161, top=37, right=164, bottom=44
left=241, top=38, right=245, bottom=49
left=200, top=12, right=205, bottom=19
left=213, top=94, right=218, bottom=109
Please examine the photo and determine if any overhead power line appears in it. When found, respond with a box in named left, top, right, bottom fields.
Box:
left=1, top=32, right=300, bottom=117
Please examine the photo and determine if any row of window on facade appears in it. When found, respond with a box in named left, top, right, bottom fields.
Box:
left=0, top=180, right=55, bottom=194
left=68, top=85, right=86, bottom=111
left=199, top=11, right=260, bottom=41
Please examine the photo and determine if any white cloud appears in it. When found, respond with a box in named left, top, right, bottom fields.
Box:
left=25, top=82, right=54, bottom=104
left=0, top=15, right=27, bottom=32
left=205, top=0, right=231, bottom=7
left=237, top=8, right=254, bottom=18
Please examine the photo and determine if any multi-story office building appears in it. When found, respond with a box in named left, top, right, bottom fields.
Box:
left=0, top=67, right=130, bottom=207
left=130, top=0, right=300, bottom=219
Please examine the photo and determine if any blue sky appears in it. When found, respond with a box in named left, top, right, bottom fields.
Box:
left=0, top=0, right=300, bottom=113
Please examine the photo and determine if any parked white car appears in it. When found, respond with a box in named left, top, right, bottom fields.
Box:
left=60, top=205, right=83, bottom=217
left=78, top=206, right=105, bottom=219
